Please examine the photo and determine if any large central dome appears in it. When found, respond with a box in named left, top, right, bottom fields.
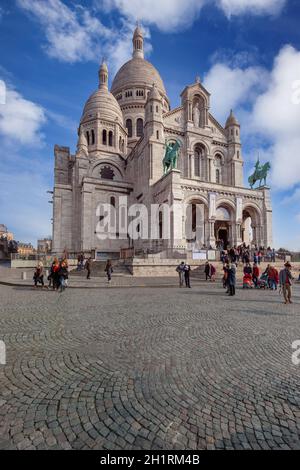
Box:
left=111, top=26, right=169, bottom=104
left=111, top=57, right=167, bottom=96
left=110, top=25, right=169, bottom=147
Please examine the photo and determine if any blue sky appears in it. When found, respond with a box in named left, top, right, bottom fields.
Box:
left=0, top=0, right=300, bottom=249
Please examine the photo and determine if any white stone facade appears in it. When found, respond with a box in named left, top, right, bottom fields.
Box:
left=52, top=27, right=272, bottom=257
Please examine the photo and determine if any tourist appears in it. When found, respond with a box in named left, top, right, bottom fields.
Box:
left=33, top=261, right=44, bottom=288
left=243, top=262, right=253, bottom=277
left=222, top=263, right=229, bottom=291
left=204, top=261, right=211, bottom=281
left=85, top=257, right=92, bottom=280
left=105, top=259, right=113, bottom=283
left=210, top=264, right=216, bottom=282
left=50, top=258, right=60, bottom=290
left=184, top=263, right=191, bottom=288
left=257, top=250, right=262, bottom=265
left=279, top=262, right=294, bottom=304
left=176, top=261, right=185, bottom=287
left=228, top=263, right=237, bottom=296
left=271, top=248, right=276, bottom=263
left=58, top=259, right=68, bottom=292
left=267, top=265, right=279, bottom=290
left=252, top=263, right=260, bottom=288
left=229, top=247, right=236, bottom=263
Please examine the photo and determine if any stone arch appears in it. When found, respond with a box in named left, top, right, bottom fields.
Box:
left=242, top=203, right=263, bottom=247
left=184, top=195, right=209, bottom=248
left=215, top=200, right=236, bottom=249
left=136, top=117, right=144, bottom=137
left=90, top=160, right=124, bottom=181
left=193, top=143, right=206, bottom=179
left=126, top=118, right=133, bottom=138
left=213, top=150, right=225, bottom=165
left=192, top=93, right=208, bottom=128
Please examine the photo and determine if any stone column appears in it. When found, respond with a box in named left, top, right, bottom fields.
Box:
left=235, top=223, right=242, bottom=245
left=190, top=153, right=195, bottom=179
left=208, top=220, right=216, bottom=248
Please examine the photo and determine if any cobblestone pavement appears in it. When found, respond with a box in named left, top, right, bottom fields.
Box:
left=0, top=283, right=300, bottom=450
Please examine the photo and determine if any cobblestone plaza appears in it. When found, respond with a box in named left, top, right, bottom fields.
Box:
left=0, top=283, right=300, bottom=450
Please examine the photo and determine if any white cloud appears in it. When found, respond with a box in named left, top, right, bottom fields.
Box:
left=251, top=46, right=300, bottom=189
left=101, top=0, right=206, bottom=32
left=203, top=45, right=300, bottom=191
left=101, top=0, right=287, bottom=31
left=216, top=0, right=287, bottom=17
left=16, top=0, right=148, bottom=73
left=203, top=63, right=268, bottom=124
left=0, top=83, right=46, bottom=145
left=17, top=0, right=110, bottom=63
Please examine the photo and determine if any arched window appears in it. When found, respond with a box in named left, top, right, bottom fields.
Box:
left=156, top=130, right=159, bottom=140
left=102, top=129, right=107, bottom=145
left=194, top=154, right=200, bottom=177
left=237, top=150, right=240, bottom=159
left=126, top=119, right=132, bottom=138
left=108, top=131, right=113, bottom=147
left=136, top=118, right=144, bottom=137
left=86, top=131, right=90, bottom=146
left=215, top=154, right=223, bottom=183
left=156, top=105, right=159, bottom=113
left=194, top=145, right=204, bottom=178
left=91, top=129, right=95, bottom=145
left=110, top=196, right=116, bottom=207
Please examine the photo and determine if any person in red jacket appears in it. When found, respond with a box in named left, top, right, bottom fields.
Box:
left=252, top=263, right=260, bottom=288
left=268, top=265, right=279, bottom=290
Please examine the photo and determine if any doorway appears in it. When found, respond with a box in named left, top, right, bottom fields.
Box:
left=217, top=228, right=229, bottom=250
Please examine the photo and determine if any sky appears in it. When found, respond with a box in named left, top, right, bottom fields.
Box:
left=0, top=0, right=300, bottom=249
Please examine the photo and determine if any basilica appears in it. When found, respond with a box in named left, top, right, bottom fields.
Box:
left=52, top=26, right=272, bottom=259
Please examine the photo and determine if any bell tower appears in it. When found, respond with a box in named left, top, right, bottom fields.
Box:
left=225, top=110, right=243, bottom=187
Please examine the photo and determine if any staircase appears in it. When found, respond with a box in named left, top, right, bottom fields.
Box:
left=70, top=260, right=132, bottom=278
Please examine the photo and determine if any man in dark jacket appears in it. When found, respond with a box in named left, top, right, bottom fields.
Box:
left=85, top=257, right=92, bottom=280
left=184, top=263, right=191, bottom=288
left=228, top=263, right=237, bottom=296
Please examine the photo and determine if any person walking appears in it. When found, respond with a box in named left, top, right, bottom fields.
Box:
left=176, top=261, right=185, bottom=287
left=184, top=263, right=191, bottom=288
left=58, top=259, right=68, bottom=292
left=279, top=262, right=293, bottom=304
left=105, top=259, right=113, bottom=283
left=268, top=265, right=279, bottom=290
left=85, top=257, right=92, bottom=280
left=228, top=263, right=237, bottom=296
left=204, top=261, right=211, bottom=281
left=210, top=264, right=216, bottom=282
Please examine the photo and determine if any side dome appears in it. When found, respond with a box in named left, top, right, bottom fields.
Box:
left=77, top=62, right=127, bottom=157
left=81, top=88, right=123, bottom=124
